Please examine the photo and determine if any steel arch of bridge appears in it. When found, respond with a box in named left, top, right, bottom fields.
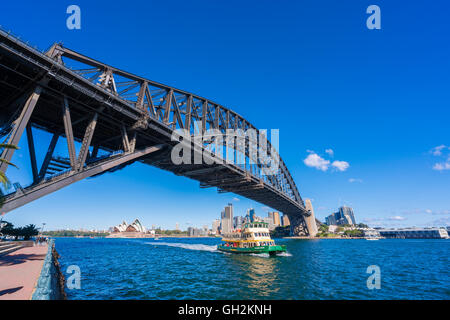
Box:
left=0, top=28, right=316, bottom=236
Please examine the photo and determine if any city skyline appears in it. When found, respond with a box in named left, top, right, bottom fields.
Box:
left=1, top=1, right=449, bottom=231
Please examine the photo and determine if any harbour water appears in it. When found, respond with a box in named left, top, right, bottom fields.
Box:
left=55, top=237, right=449, bottom=300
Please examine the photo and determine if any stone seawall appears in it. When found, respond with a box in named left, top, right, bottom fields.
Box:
left=31, top=239, right=66, bottom=300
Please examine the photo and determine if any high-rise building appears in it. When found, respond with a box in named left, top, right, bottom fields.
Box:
left=273, top=212, right=281, bottom=227
left=212, top=219, right=220, bottom=235
left=340, top=206, right=356, bottom=225
left=325, top=206, right=356, bottom=226
left=263, top=217, right=275, bottom=230
left=282, top=214, right=290, bottom=226
left=325, top=214, right=337, bottom=225
left=175, top=222, right=180, bottom=231
left=221, top=203, right=234, bottom=234
left=188, top=227, right=207, bottom=237
left=233, top=216, right=244, bottom=230
left=248, top=208, right=256, bottom=222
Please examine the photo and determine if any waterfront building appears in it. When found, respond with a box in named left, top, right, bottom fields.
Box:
left=112, top=219, right=146, bottom=233
left=248, top=208, right=256, bottom=222
left=113, top=221, right=128, bottom=232
left=233, top=216, right=245, bottom=230
left=378, top=227, right=448, bottom=239
left=126, top=219, right=146, bottom=233
left=263, top=217, right=275, bottom=230
left=328, top=225, right=338, bottom=233
left=188, top=227, right=208, bottom=237
left=212, top=219, right=220, bottom=235
left=221, top=203, right=234, bottom=234
left=325, top=206, right=356, bottom=226
left=282, top=214, right=290, bottom=227
left=273, top=212, right=281, bottom=227
left=325, top=214, right=337, bottom=226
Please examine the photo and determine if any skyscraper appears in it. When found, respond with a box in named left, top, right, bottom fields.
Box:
left=325, top=206, right=356, bottom=226
left=263, top=216, right=275, bottom=230
left=212, top=219, right=220, bottom=235
left=282, top=214, right=290, bottom=226
left=273, top=212, right=281, bottom=227
left=248, top=208, right=256, bottom=222
left=233, top=216, right=244, bottom=230
left=221, top=203, right=234, bottom=234
left=340, top=206, right=356, bottom=225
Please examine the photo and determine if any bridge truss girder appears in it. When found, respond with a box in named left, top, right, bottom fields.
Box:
left=0, top=29, right=314, bottom=236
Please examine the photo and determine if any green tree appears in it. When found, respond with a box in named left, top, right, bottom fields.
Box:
left=0, top=221, right=21, bottom=239
left=0, top=142, right=19, bottom=208
left=0, top=221, right=14, bottom=236
left=19, top=224, right=39, bottom=240
left=0, top=221, right=39, bottom=240
left=344, top=229, right=364, bottom=238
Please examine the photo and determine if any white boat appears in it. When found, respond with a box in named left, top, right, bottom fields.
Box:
left=365, top=235, right=381, bottom=240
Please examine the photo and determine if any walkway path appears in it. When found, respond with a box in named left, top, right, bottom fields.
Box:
left=0, top=244, right=48, bottom=300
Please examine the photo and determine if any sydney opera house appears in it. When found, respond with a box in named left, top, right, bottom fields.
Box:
left=108, top=219, right=148, bottom=237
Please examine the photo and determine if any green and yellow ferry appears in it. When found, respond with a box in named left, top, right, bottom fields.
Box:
left=217, top=222, right=286, bottom=256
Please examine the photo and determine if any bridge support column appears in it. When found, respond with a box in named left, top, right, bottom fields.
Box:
left=288, top=212, right=318, bottom=237
left=0, top=86, right=43, bottom=174
left=304, top=199, right=319, bottom=237
left=288, top=214, right=309, bottom=236
left=304, top=214, right=318, bottom=237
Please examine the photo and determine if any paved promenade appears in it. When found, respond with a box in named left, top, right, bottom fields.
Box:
left=0, top=244, right=48, bottom=300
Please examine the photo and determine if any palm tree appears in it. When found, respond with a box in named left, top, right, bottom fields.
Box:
left=0, top=141, right=19, bottom=208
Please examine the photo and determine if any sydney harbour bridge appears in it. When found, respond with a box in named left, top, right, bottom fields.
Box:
left=0, top=28, right=318, bottom=236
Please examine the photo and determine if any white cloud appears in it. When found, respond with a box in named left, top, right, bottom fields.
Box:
left=348, top=178, right=363, bottom=183
left=389, top=216, right=406, bottom=221
left=433, top=162, right=450, bottom=171
left=331, top=160, right=350, bottom=172
left=303, top=153, right=330, bottom=171
left=325, top=149, right=334, bottom=157
left=430, top=145, right=448, bottom=156
left=429, top=145, right=450, bottom=171
left=232, top=197, right=240, bottom=201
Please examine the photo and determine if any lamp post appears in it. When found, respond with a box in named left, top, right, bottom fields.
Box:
left=39, top=223, right=46, bottom=242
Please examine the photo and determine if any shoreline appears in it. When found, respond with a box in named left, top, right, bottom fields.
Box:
left=283, top=236, right=364, bottom=240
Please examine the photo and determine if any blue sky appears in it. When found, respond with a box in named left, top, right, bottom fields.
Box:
left=1, top=0, right=449, bottom=230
